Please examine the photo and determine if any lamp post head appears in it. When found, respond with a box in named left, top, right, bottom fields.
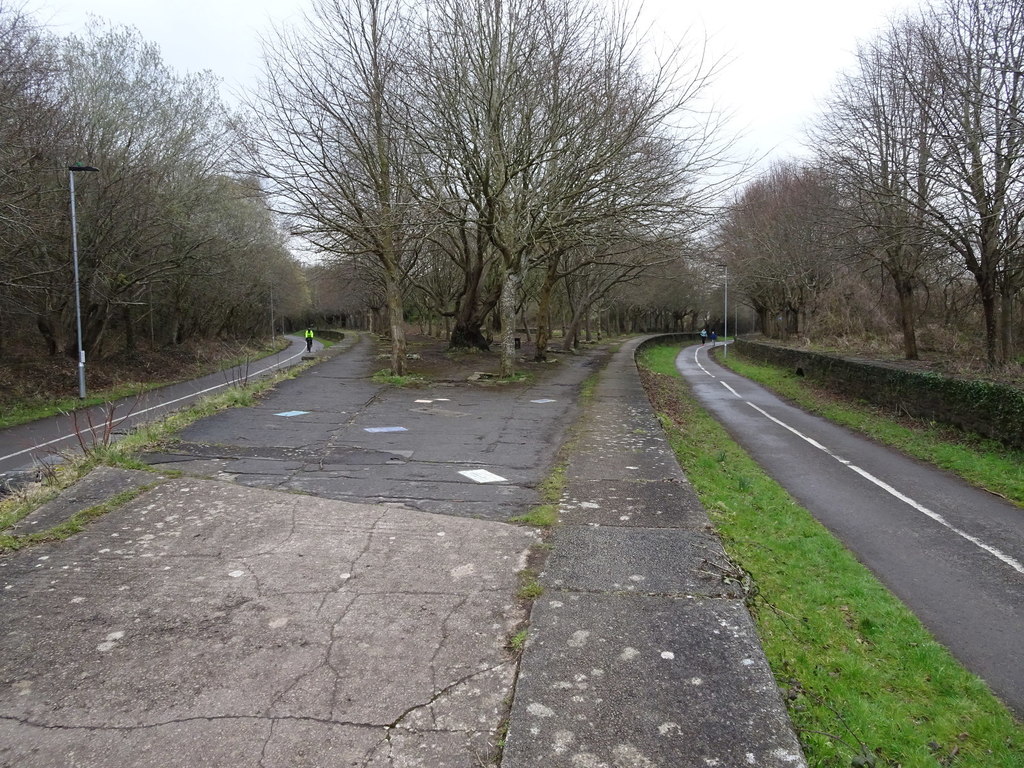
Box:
left=69, top=163, right=99, bottom=172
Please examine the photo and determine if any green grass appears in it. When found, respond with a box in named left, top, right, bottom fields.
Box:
left=720, top=354, right=1024, bottom=507
left=637, top=343, right=1023, bottom=767
left=371, top=369, right=429, bottom=387
left=0, top=339, right=290, bottom=430
left=509, top=504, right=558, bottom=527
left=0, top=486, right=156, bottom=552
left=517, top=578, right=544, bottom=601
left=507, top=629, right=529, bottom=653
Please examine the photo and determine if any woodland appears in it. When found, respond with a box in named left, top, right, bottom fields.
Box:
left=2, top=0, right=1022, bottom=396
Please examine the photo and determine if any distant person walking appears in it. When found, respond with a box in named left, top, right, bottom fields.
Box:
left=711, top=330, right=717, bottom=346
left=304, top=327, right=314, bottom=352
left=699, top=328, right=707, bottom=345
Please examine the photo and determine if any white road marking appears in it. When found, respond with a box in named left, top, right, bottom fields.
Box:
left=363, top=426, right=407, bottom=433
left=459, top=469, right=507, bottom=483
left=1, top=346, right=307, bottom=465
left=745, top=400, right=1024, bottom=575
left=721, top=381, right=741, bottom=398
left=692, top=347, right=715, bottom=378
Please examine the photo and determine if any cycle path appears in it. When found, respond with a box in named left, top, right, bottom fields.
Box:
left=679, top=342, right=1024, bottom=718
left=0, top=335, right=316, bottom=484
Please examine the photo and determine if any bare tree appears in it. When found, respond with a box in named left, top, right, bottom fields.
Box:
left=717, top=163, right=843, bottom=340
left=412, top=0, right=730, bottom=374
left=913, top=0, right=1024, bottom=365
left=814, top=16, right=940, bottom=359
left=246, top=0, right=418, bottom=374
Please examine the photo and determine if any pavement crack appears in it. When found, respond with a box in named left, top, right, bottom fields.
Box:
left=258, top=718, right=275, bottom=768
left=387, top=660, right=512, bottom=732
left=0, top=714, right=384, bottom=732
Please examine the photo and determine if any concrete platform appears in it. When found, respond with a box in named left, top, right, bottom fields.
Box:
left=0, top=478, right=537, bottom=767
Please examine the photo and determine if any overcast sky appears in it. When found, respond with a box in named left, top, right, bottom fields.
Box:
left=40, top=0, right=922, bottom=166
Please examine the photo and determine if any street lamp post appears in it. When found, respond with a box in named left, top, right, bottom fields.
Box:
left=716, top=263, right=728, bottom=358
left=69, top=163, right=99, bottom=399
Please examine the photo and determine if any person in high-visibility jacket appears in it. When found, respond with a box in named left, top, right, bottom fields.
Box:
left=304, top=327, right=314, bottom=352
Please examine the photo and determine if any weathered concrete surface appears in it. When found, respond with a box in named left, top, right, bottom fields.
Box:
left=9, top=465, right=162, bottom=535
left=0, top=478, right=536, bottom=767
left=502, top=337, right=806, bottom=768
left=508, top=595, right=804, bottom=767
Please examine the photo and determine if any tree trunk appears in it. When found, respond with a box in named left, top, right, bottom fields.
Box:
left=562, top=305, right=585, bottom=352
left=449, top=257, right=493, bottom=351
left=37, top=313, right=63, bottom=357
left=999, top=288, right=1015, bottom=363
left=385, top=273, right=406, bottom=375
left=970, top=264, right=1000, bottom=366
left=534, top=259, right=558, bottom=362
left=894, top=275, right=919, bottom=360
left=123, top=304, right=136, bottom=354
left=499, top=270, right=520, bottom=378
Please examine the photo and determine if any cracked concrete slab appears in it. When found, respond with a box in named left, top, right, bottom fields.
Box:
left=503, top=336, right=806, bottom=767
left=557, top=478, right=708, bottom=529
left=543, top=526, right=739, bottom=597
left=502, top=594, right=806, bottom=768
left=0, top=477, right=536, bottom=767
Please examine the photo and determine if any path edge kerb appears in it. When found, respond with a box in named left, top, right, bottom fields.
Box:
left=630, top=332, right=807, bottom=760
left=500, top=334, right=807, bottom=767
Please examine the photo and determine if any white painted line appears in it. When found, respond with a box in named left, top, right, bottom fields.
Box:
left=364, top=427, right=407, bottom=433
left=745, top=401, right=1024, bottom=575
left=693, top=347, right=715, bottom=378
left=531, top=399, right=556, bottom=403
left=414, top=399, right=433, bottom=404
left=0, top=346, right=307, bottom=465
left=721, top=381, right=741, bottom=398
left=459, top=469, right=507, bottom=483
left=275, top=410, right=309, bottom=417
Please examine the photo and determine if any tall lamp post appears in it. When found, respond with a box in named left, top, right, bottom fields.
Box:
left=69, top=163, right=99, bottom=399
left=716, top=263, right=728, bottom=358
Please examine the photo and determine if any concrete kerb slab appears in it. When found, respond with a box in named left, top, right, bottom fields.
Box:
left=501, top=336, right=807, bottom=767
left=7, top=465, right=165, bottom=535
left=0, top=476, right=539, bottom=767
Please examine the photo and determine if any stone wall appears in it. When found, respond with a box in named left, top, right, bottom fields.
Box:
left=732, top=339, right=1024, bottom=450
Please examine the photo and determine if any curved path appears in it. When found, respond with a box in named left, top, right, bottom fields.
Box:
left=0, top=335, right=315, bottom=483
left=677, top=342, right=1024, bottom=718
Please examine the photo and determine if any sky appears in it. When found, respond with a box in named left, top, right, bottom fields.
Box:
left=38, top=0, right=923, bottom=168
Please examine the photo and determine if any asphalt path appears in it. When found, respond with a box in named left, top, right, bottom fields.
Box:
left=0, top=335, right=315, bottom=484
left=141, top=333, right=604, bottom=522
left=677, top=342, right=1024, bottom=718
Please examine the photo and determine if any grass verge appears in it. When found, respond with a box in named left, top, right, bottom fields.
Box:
left=637, top=343, right=1023, bottom=768
left=718, top=352, right=1024, bottom=507
left=0, top=338, right=290, bottom=430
